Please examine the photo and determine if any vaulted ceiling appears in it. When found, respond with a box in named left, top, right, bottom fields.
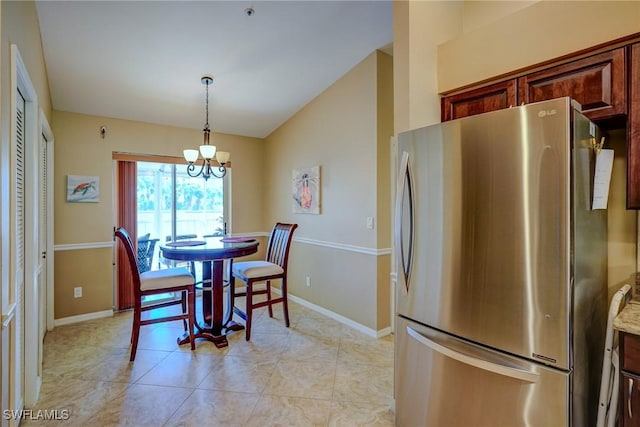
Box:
left=35, top=1, right=393, bottom=138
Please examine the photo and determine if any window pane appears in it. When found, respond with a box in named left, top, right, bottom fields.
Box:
left=136, top=161, right=226, bottom=274
left=175, top=166, right=224, bottom=238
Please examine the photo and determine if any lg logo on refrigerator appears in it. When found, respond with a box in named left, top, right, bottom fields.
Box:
left=538, top=109, right=557, bottom=118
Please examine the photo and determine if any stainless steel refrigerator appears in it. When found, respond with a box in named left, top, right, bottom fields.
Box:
left=394, top=97, right=608, bottom=427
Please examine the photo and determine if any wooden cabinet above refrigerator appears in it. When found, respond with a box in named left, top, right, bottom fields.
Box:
left=441, top=36, right=640, bottom=208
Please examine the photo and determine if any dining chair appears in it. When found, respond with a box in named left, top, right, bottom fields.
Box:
left=231, top=222, right=298, bottom=340
left=115, top=227, right=196, bottom=361
left=136, top=236, right=159, bottom=273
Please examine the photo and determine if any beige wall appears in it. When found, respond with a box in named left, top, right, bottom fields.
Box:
left=393, top=0, right=462, bottom=133
left=608, top=129, right=637, bottom=297
left=394, top=0, right=639, bottom=301
left=376, top=52, right=394, bottom=329
left=1, top=1, right=52, bottom=118
left=461, top=1, right=537, bottom=33
left=54, top=248, right=113, bottom=319
left=1, top=0, right=52, bottom=310
left=377, top=51, right=394, bottom=249
left=438, top=1, right=640, bottom=92
left=264, top=51, right=394, bottom=331
left=52, top=110, right=265, bottom=317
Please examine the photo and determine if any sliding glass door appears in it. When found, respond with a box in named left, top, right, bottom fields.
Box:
left=136, top=161, right=226, bottom=300
left=137, top=161, right=225, bottom=244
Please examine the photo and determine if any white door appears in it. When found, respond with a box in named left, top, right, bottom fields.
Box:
left=12, top=44, right=45, bottom=414
left=2, top=44, right=40, bottom=427
left=22, top=84, right=50, bottom=411
left=36, top=127, right=51, bottom=385
left=15, top=86, right=26, bottom=422
left=9, top=81, right=26, bottom=427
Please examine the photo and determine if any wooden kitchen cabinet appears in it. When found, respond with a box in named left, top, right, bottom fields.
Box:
left=518, top=48, right=626, bottom=121
left=628, top=43, right=640, bottom=208
left=441, top=36, right=640, bottom=208
left=441, top=79, right=517, bottom=122
left=620, top=332, right=640, bottom=426
left=441, top=48, right=626, bottom=123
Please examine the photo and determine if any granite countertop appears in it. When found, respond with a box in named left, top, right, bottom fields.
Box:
left=613, top=300, right=640, bottom=335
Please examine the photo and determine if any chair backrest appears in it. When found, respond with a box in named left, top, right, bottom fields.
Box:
left=136, top=238, right=158, bottom=273
left=265, top=223, right=298, bottom=270
left=115, top=227, right=142, bottom=296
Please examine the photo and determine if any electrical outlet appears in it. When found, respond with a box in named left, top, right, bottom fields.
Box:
left=74, top=286, right=82, bottom=298
left=306, top=276, right=311, bottom=287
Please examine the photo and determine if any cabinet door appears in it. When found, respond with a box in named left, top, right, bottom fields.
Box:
left=628, top=43, right=640, bottom=209
left=622, top=372, right=640, bottom=427
left=623, top=332, right=640, bottom=373
left=518, top=48, right=626, bottom=121
left=621, top=333, right=640, bottom=426
left=441, top=79, right=516, bottom=122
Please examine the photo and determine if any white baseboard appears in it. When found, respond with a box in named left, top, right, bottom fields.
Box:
left=281, top=290, right=392, bottom=338
left=52, top=298, right=392, bottom=339
left=54, top=309, right=114, bottom=327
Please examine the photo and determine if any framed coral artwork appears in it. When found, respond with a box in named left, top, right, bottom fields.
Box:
left=292, top=166, right=320, bottom=214
left=67, top=175, right=100, bottom=202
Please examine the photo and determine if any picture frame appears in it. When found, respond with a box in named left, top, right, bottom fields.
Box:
left=66, top=175, right=100, bottom=202
left=292, top=166, right=320, bottom=214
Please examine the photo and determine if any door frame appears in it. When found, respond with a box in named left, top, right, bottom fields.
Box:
left=113, top=153, right=231, bottom=309
left=41, top=110, right=54, bottom=333
left=14, top=44, right=45, bottom=409
left=389, top=135, right=396, bottom=333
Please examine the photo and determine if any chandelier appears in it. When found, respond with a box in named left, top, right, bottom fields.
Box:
left=183, top=76, right=230, bottom=180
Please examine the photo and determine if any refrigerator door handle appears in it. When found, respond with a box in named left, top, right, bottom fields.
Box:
left=394, top=151, right=414, bottom=293
left=406, top=326, right=539, bottom=384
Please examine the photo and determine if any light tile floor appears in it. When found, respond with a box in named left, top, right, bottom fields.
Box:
left=24, top=297, right=396, bottom=426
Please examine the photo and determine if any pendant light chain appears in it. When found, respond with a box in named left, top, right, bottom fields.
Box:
left=204, top=79, right=210, bottom=131
left=202, top=76, right=211, bottom=145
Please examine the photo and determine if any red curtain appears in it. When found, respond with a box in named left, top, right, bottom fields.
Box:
left=116, top=161, right=137, bottom=310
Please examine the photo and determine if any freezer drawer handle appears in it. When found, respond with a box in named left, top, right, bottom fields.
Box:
left=407, top=326, right=539, bottom=384
left=629, top=378, right=634, bottom=419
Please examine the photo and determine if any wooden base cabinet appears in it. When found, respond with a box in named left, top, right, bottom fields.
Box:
left=620, top=332, right=640, bottom=426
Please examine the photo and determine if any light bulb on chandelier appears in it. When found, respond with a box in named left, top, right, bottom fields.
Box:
left=183, top=75, right=230, bottom=180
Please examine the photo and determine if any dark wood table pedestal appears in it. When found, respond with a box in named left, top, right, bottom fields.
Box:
left=176, top=259, right=241, bottom=348
left=161, top=238, right=259, bottom=349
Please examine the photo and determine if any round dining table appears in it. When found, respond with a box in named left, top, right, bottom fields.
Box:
left=160, top=236, right=259, bottom=348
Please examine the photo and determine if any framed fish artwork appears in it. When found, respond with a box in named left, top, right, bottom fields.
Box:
left=292, top=166, right=320, bottom=214
left=67, top=175, right=100, bottom=202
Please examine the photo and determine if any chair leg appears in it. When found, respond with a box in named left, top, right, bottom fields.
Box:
left=245, top=282, right=253, bottom=341
left=188, top=289, right=196, bottom=351
left=230, top=274, right=237, bottom=311
left=282, top=277, right=290, bottom=328
left=130, top=306, right=141, bottom=361
left=181, top=291, right=188, bottom=331
left=266, top=280, right=273, bottom=318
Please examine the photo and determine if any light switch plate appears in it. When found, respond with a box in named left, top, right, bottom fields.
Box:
left=366, top=217, right=374, bottom=229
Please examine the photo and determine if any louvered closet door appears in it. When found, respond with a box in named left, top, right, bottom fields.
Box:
left=12, top=88, right=26, bottom=417
left=37, top=131, right=47, bottom=377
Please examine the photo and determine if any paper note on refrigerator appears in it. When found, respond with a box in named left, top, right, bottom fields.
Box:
left=592, top=149, right=614, bottom=210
